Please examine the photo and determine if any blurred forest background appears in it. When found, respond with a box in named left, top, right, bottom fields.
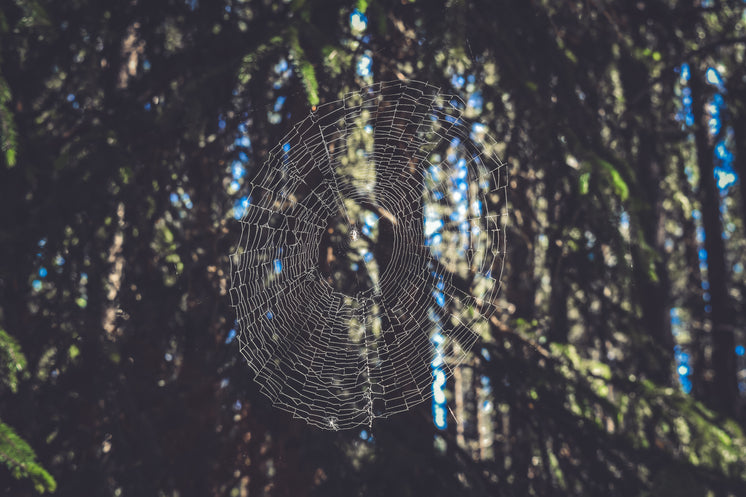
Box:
left=2, top=0, right=746, bottom=495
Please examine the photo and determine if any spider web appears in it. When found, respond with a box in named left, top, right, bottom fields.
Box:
left=229, top=80, right=507, bottom=430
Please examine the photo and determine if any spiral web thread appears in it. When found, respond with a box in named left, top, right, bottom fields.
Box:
left=229, top=80, right=507, bottom=430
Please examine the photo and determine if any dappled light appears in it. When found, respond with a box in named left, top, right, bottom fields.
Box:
left=1, top=1, right=746, bottom=496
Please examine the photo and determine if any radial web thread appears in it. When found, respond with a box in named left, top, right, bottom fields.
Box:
left=229, top=80, right=507, bottom=430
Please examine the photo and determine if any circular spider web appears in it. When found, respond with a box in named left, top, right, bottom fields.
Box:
left=229, top=80, right=507, bottom=430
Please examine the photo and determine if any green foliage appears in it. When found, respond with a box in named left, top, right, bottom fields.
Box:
left=633, top=230, right=661, bottom=283
left=0, top=328, right=26, bottom=393
left=596, top=158, right=629, bottom=202
left=0, top=75, right=17, bottom=168
left=0, top=328, right=56, bottom=492
left=1, top=0, right=746, bottom=495
left=236, top=22, right=321, bottom=107
left=296, top=59, right=320, bottom=107
left=578, top=171, right=590, bottom=195
left=237, top=36, right=285, bottom=85
left=0, top=421, right=57, bottom=493
left=0, top=0, right=52, bottom=168
left=322, top=44, right=353, bottom=77
left=153, top=219, right=183, bottom=286
left=548, top=343, right=746, bottom=492
left=286, top=27, right=320, bottom=106
left=568, top=134, right=631, bottom=203
left=9, top=0, right=51, bottom=29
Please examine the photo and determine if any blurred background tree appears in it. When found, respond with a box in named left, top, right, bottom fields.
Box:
left=1, top=0, right=746, bottom=496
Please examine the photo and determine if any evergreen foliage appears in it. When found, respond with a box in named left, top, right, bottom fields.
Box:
left=1, top=0, right=745, bottom=495
left=0, top=329, right=56, bottom=492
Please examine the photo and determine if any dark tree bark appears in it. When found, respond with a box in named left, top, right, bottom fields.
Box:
left=731, top=88, right=746, bottom=226
left=546, top=175, right=570, bottom=344
left=690, top=66, right=739, bottom=417
left=618, top=49, right=675, bottom=385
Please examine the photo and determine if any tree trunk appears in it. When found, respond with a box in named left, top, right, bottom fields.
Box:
left=546, top=170, right=570, bottom=344
left=731, top=91, right=746, bottom=226
left=690, top=66, right=738, bottom=417
left=618, top=50, right=675, bottom=385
